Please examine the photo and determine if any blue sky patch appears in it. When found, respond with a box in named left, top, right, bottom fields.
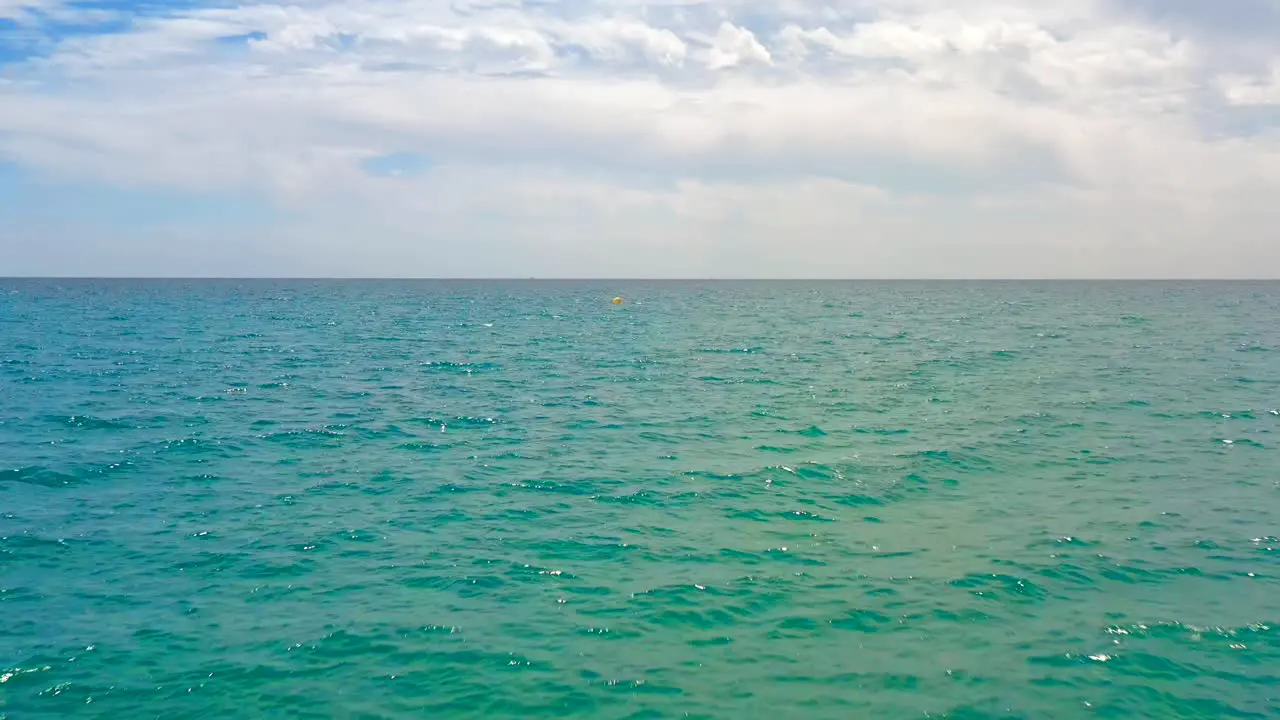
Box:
left=361, top=152, right=434, bottom=178
left=214, top=31, right=267, bottom=46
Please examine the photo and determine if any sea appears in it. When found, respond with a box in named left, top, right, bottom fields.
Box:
left=1, top=280, right=1277, bottom=719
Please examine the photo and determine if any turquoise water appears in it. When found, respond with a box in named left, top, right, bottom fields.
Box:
left=2, top=280, right=1278, bottom=719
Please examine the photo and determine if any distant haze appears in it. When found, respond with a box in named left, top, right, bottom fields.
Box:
left=1, top=0, right=1279, bottom=278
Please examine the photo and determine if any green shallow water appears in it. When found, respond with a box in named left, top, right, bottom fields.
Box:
left=1, top=280, right=1278, bottom=719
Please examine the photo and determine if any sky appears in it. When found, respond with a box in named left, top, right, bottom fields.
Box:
left=1, top=0, right=1279, bottom=278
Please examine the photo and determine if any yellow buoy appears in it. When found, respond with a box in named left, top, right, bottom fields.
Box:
left=612, top=297, right=624, bottom=305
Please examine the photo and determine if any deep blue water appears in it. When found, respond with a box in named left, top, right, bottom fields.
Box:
left=2, top=280, right=1278, bottom=718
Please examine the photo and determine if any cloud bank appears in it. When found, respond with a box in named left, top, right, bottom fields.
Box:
left=1, top=0, right=1278, bottom=277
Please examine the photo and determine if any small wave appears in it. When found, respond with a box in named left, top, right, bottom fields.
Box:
left=776, top=425, right=827, bottom=437
left=637, top=431, right=684, bottom=443
left=56, top=414, right=131, bottom=430
left=0, top=466, right=79, bottom=487
left=949, top=573, right=1047, bottom=603
left=681, top=470, right=742, bottom=482
left=895, top=448, right=995, bottom=473
left=725, top=508, right=771, bottom=522
left=829, top=609, right=894, bottom=633
left=1201, top=410, right=1257, bottom=420
left=258, top=428, right=345, bottom=449
left=1029, top=535, right=1096, bottom=549
left=407, top=415, right=498, bottom=429
left=396, top=441, right=453, bottom=453
left=504, top=480, right=598, bottom=496
left=854, top=426, right=909, bottom=435
left=779, top=510, right=835, bottom=522
left=161, top=436, right=244, bottom=457
left=1105, top=621, right=1274, bottom=642
left=595, top=490, right=668, bottom=506
left=517, top=537, right=635, bottom=562
left=419, top=361, right=498, bottom=374
left=696, top=376, right=779, bottom=384
left=0, top=534, right=71, bottom=555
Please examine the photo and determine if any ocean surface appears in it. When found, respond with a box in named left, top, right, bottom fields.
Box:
left=1, top=280, right=1278, bottom=719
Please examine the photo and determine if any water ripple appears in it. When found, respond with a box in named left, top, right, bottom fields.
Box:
left=2, top=279, right=1278, bottom=718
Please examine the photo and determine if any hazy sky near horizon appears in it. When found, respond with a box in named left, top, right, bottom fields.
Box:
left=1, top=0, right=1279, bottom=277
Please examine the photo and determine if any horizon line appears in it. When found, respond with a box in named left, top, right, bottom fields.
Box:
left=2, top=276, right=1279, bottom=282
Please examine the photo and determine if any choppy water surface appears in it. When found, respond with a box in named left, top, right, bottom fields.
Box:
left=2, top=280, right=1278, bottom=719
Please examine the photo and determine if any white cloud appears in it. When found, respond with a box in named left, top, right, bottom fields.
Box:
left=0, top=0, right=1278, bottom=276
left=0, top=0, right=47, bottom=20
left=704, top=22, right=772, bottom=70
left=1219, top=62, right=1280, bottom=107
